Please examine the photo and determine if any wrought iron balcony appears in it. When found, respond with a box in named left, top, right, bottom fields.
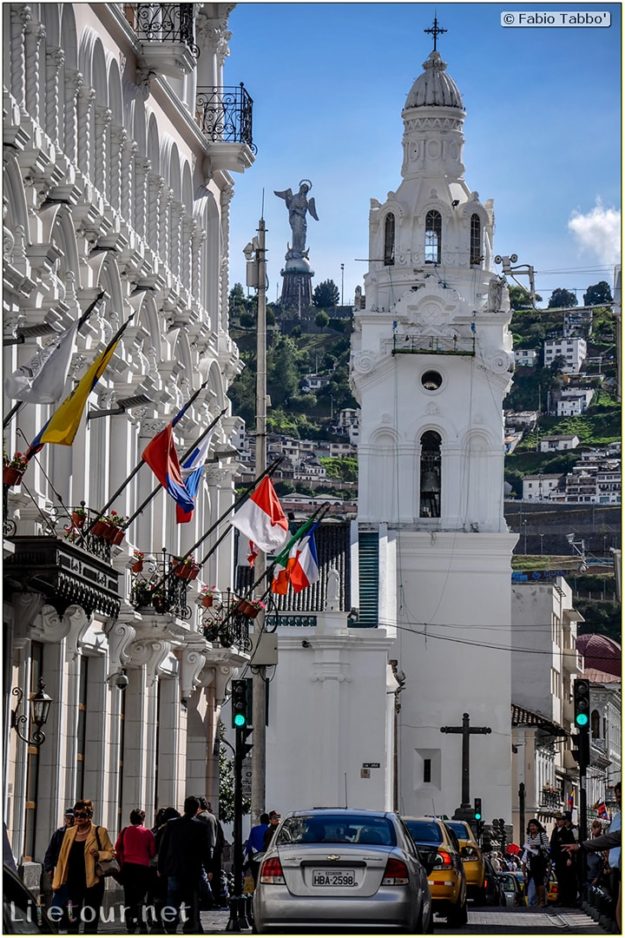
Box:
left=129, top=549, right=196, bottom=620
left=195, top=85, right=256, bottom=169
left=201, top=591, right=253, bottom=652
left=130, top=4, right=199, bottom=76
left=3, top=535, right=120, bottom=618
left=392, top=333, right=476, bottom=356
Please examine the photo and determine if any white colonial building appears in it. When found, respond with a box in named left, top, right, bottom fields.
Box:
left=544, top=336, right=587, bottom=374
left=3, top=1, right=255, bottom=879
left=350, top=44, right=517, bottom=819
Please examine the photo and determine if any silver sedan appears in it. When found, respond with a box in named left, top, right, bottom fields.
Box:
left=252, top=808, right=433, bottom=932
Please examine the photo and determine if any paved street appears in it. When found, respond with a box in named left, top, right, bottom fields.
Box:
left=95, top=902, right=606, bottom=935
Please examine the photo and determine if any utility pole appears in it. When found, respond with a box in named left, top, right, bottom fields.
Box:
left=245, top=218, right=268, bottom=825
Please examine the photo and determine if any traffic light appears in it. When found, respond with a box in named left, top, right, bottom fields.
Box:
left=571, top=731, right=590, bottom=767
left=573, top=678, right=591, bottom=730
left=231, top=679, right=251, bottom=729
left=473, top=797, right=482, bottom=821
left=237, top=726, right=253, bottom=760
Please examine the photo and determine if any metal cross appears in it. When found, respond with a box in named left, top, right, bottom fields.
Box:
left=441, top=712, right=491, bottom=808
left=424, top=15, right=447, bottom=51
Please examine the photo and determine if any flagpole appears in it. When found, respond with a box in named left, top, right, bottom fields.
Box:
left=122, top=406, right=227, bottom=530
left=3, top=291, right=106, bottom=429
left=78, top=376, right=209, bottom=543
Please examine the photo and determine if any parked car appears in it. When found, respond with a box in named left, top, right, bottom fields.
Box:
left=403, top=816, right=468, bottom=926
left=3, top=865, right=57, bottom=934
left=445, top=820, right=486, bottom=902
left=252, top=808, right=434, bottom=933
left=497, top=871, right=526, bottom=907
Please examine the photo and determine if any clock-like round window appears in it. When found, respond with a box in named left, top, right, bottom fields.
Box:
left=421, top=370, right=443, bottom=391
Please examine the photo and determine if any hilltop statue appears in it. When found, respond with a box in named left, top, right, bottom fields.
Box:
left=274, top=179, right=319, bottom=260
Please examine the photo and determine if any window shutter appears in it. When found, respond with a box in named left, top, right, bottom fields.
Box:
left=357, top=531, right=379, bottom=627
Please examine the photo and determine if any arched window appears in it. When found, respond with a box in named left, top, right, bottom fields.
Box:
left=425, top=210, right=442, bottom=264
left=384, top=213, right=395, bottom=266
left=591, top=709, right=601, bottom=738
left=470, top=213, right=482, bottom=265
left=420, top=431, right=442, bottom=518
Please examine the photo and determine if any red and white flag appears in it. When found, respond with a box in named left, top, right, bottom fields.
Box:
left=231, top=476, right=289, bottom=554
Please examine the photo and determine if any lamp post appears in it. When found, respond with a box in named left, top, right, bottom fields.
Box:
left=522, top=519, right=528, bottom=554
left=340, top=263, right=344, bottom=307
left=11, top=678, right=52, bottom=747
left=539, top=533, right=544, bottom=555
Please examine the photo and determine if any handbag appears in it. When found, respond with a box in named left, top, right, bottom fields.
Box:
left=94, top=826, right=122, bottom=881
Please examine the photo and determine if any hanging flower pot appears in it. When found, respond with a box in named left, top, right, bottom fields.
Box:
left=173, top=560, right=200, bottom=582
left=109, top=527, right=125, bottom=546
left=131, top=559, right=144, bottom=573
left=3, top=466, right=24, bottom=486
left=235, top=598, right=261, bottom=619
left=200, top=594, right=213, bottom=608
left=92, top=519, right=113, bottom=539
left=71, top=510, right=86, bottom=528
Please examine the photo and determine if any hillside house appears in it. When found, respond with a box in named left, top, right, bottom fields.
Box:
left=522, top=474, right=563, bottom=501
left=539, top=435, right=580, bottom=453
left=514, top=348, right=539, bottom=367
left=544, top=337, right=587, bottom=374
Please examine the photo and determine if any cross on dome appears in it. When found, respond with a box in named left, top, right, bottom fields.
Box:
left=424, top=15, right=447, bottom=51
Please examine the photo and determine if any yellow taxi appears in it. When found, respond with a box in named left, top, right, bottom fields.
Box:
left=403, top=816, right=468, bottom=926
left=445, top=819, right=487, bottom=901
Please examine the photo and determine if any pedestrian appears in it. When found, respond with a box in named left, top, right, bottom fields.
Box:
left=51, top=799, right=115, bottom=934
left=148, top=808, right=180, bottom=933
left=245, top=813, right=269, bottom=886
left=522, top=818, right=550, bottom=908
left=263, top=810, right=281, bottom=852
left=195, top=797, right=217, bottom=910
left=585, top=820, right=608, bottom=895
left=563, top=810, right=579, bottom=841
left=43, top=808, right=74, bottom=904
left=605, top=782, right=621, bottom=926
left=157, top=795, right=213, bottom=934
left=115, top=808, right=156, bottom=933
left=206, top=802, right=228, bottom=907
left=550, top=812, right=577, bottom=907
left=562, top=808, right=621, bottom=931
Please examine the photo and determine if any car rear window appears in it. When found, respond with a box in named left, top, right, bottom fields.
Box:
left=276, top=814, right=397, bottom=846
left=403, top=819, right=443, bottom=844
left=447, top=821, right=472, bottom=840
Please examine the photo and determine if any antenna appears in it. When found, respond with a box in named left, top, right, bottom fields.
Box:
left=344, top=773, right=348, bottom=809
left=261, top=188, right=265, bottom=220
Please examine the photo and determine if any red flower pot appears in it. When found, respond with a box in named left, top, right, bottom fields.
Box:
left=91, top=519, right=111, bottom=539
left=3, top=466, right=24, bottom=486
left=200, top=595, right=213, bottom=608
left=188, top=563, right=200, bottom=582
left=236, top=598, right=260, bottom=619
left=174, top=562, right=199, bottom=581
left=109, top=527, right=125, bottom=546
left=131, top=560, right=144, bottom=574
left=71, top=511, right=86, bottom=527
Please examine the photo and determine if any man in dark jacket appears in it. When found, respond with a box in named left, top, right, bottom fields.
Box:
left=43, top=808, right=74, bottom=875
left=157, top=796, right=213, bottom=933
left=550, top=812, right=578, bottom=906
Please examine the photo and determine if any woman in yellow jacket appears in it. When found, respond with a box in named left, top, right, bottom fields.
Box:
left=51, top=800, right=115, bottom=934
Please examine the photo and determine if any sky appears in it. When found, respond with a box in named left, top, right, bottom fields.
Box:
left=224, top=2, right=621, bottom=307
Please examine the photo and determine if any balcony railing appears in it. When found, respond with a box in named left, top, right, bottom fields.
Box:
left=539, top=789, right=562, bottom=809
left=132, top=4, right=199, bottom=57
left=129, top=550, right=195, bottom=620
left=392, top=333, right=476, bottom=356
left=196, top=85, right=256, bottom=152
left=201, top=591, right=253, bottom=652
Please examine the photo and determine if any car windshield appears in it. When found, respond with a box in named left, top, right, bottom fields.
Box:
left=276, top=814, right=397, bottom=846
left=403, top=820, right=443, bottom=844
left=447, top=821, right=472, bottom=840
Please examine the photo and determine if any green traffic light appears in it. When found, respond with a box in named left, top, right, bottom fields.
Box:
left=233, top=713, right=247, bottom=728
left=575, top=713, right=589, bottom=727
left=474, top=812, right=482, bottom=820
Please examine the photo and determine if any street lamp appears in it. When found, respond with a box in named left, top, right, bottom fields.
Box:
left=522, top=519, right=528, bottom=554
left=11, top=678, right=53, bottom=747
left=340, top=263, right=344, bottom=307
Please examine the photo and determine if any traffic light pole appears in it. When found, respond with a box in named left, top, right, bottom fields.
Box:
left=227, top=726, right=248, bottom=932
left=579, top=766, right=588, bottom=841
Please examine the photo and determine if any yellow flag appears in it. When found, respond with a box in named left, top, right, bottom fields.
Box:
left=38, top=341, right=119, bottom=446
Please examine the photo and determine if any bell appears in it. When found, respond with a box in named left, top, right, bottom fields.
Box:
left=421, top=469, right=441, bottom=494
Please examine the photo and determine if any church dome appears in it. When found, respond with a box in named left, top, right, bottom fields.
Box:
left=576, top=633, right=621, bottom=677
left=404, top=50, right=464, bottom=110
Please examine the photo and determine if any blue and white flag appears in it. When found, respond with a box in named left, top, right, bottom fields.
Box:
left=176, top=433, right=213, bottom=523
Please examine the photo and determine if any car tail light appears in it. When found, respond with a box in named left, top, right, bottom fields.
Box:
left=484, top=878, right=488, bottom=889
left=435, top=849, right=453, bottom=869
left=259, top=856, right=285, bottom=884
left=382, top=857, right=409, bottom=885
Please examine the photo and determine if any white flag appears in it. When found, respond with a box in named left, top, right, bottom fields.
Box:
left=5, top=323, right=78, bottom=404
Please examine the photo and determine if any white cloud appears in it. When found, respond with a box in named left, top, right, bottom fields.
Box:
left=568, top=200, right=621, bottom=266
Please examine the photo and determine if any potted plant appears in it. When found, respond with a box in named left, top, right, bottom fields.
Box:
left=172, top=556, right=200, bottom=582
left=70, top=505, right=87, bottom=528
left=152, top=590, right=168, bottom=614
left=93, top=510, right=127, bottom=544
left=234, top=597, right=265, bottom=620
left=129, top=550, right=145, bottom=573
left=198, top=585, right=217, bottom=608
left=3, top=452, right=28, bottom=487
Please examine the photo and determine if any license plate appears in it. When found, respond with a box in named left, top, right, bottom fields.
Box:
left=312, top=869, right=357, bottom=887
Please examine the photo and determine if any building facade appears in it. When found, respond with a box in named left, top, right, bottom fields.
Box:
left=3, top=1, right=254, bottom=876
left=544, top=337, right=587, bottom=374
left=351, top=44, right=517, bottom=819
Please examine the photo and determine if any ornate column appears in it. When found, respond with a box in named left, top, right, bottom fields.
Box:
left=10, top=5, right=31, bottom=114
left=45, top=45, right=64, bottom=144
left=121, top=138, right=137, bottom=224
left=134, top=156, right=150, bottom=240
left=24, top=19, right=45, bottom=125
left=146, top=172, right=162, bottom=255
left=219, top=184, right=234, bottom=328
left=77, top=86, right=96, bottom=179
left=63, top=69, right=82, bottom=163
left=170, top=200, right=182, bottom=279
left=159, top=186, right=172, bottom=270
left=191, top=220, right=205, bottom=301
left=109, top=125, right=126, bottom=212
left=94, top=105, right=112, bottom=198
left=180, top=214, right=193, bottom=292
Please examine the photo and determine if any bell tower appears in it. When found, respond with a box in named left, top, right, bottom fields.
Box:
left=351, top=23, right=517, bottom=820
